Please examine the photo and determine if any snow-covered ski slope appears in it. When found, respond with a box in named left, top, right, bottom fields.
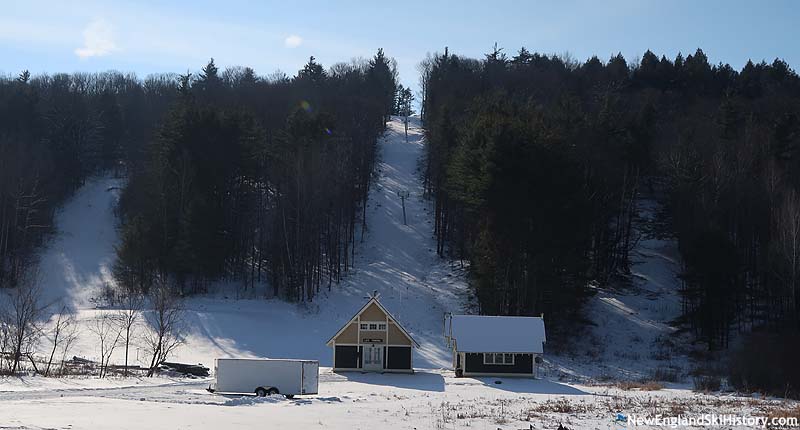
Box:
left=32, top=116, right=470, bottom=369
left=36, top=177, right=123, bottom=309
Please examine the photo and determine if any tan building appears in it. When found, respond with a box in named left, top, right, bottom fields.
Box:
left=326, top=296, right=419, bottom=373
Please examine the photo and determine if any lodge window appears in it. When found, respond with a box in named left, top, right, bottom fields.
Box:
left=360, top=321, right=387, bottom=330
left=483, top=353, right=514, bottom=365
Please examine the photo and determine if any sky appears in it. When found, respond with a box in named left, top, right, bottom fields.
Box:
left=2, top=0, right=798, bottom=92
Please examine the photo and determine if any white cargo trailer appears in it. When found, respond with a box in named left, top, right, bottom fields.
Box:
left=209, top=358, right=319, bottom=398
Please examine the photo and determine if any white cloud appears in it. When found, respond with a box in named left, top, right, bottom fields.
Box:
left=74, top=18, right=118, bottom=59
left=284, top=34, right=303, bottom=48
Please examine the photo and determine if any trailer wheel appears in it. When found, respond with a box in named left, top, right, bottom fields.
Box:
left=267, top=387, right=279, bottom=396
left=255, top=387, right=268, bottom=397
left=285, top=394, right=295, bottom=399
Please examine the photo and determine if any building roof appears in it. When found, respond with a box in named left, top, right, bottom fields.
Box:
left=326, top=297, right=419, bottom=347
left=450, top=315, right=546, bottom=354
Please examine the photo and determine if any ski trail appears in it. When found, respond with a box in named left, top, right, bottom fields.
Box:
left=329, top=116, right=471, bottom=368
left=36, top=177, right=123, bottom=310
left=547, top=198, right=691, bottom=383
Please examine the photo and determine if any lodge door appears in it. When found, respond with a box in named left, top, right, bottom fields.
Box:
left=362, top=345, right=383, bottom=371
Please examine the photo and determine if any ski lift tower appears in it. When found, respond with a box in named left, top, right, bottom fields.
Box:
left=397, top=189, right=410, bottom=225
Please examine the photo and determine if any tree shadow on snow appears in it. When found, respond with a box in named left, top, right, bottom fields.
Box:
left=337, top=370, right=445, bottom=392
left=471, top=377, right=589, bottom=395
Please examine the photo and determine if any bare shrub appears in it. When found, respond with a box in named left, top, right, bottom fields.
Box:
left=652, top=366, right=681, bottom=382
left=596, top=373, right=615, bottom=382
left=768, top=405, right=800, bottom=423
left=693, top=375, right=722, bottom=392
left=616, top=380, right=665, bottom=391
left=97, top=282, right=118, bottom=307
left=532, top=398, right=594, bottom=414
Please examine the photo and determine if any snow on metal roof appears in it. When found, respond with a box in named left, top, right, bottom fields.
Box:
left=450, top=315, right=546, bottom=354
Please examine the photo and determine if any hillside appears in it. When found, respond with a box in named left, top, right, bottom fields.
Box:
left=29, top=116, right=471, bottom=369
left=2, top=116, right=798, bottom=429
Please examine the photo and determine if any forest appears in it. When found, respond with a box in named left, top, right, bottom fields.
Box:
left=0, top=50, right=397, bottom=304
left=420, top=47, right=800, bottom=392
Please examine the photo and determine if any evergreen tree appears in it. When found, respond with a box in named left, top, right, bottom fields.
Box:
left=297, top=56, right=326, bottom=83
left=367, top=49, right=398, bottom=123
left=196, top=58, right=222, bottom=100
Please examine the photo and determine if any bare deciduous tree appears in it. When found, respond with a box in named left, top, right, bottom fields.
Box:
left=57, top=320, right=80, bottom=377
left=1, top=275, right=45, bottom=373
left=775, top=190, right=800, bottom=319
left=90, top=313, right=122, bottom=378
left=44, top=304, right=78, bottom=377
left=117, top=291, right=144, bottom=377
left=416, top=53, right=434, bottom=121
left=0, top=311, right=10, bottom=373
left=144, top=278, right=185, bottom=377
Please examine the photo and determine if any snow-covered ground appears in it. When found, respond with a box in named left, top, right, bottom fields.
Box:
left=2, top=117, right=798, bottom=429
left=3, top=369, right=797, bottom=429
left=547, top=199, right=694, bottom=384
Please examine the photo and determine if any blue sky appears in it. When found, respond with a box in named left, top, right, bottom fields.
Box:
left=2, top=0, right=798, bottom=91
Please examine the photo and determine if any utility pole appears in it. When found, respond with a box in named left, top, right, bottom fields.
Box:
left=397, top=190, right=410, bottom=225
